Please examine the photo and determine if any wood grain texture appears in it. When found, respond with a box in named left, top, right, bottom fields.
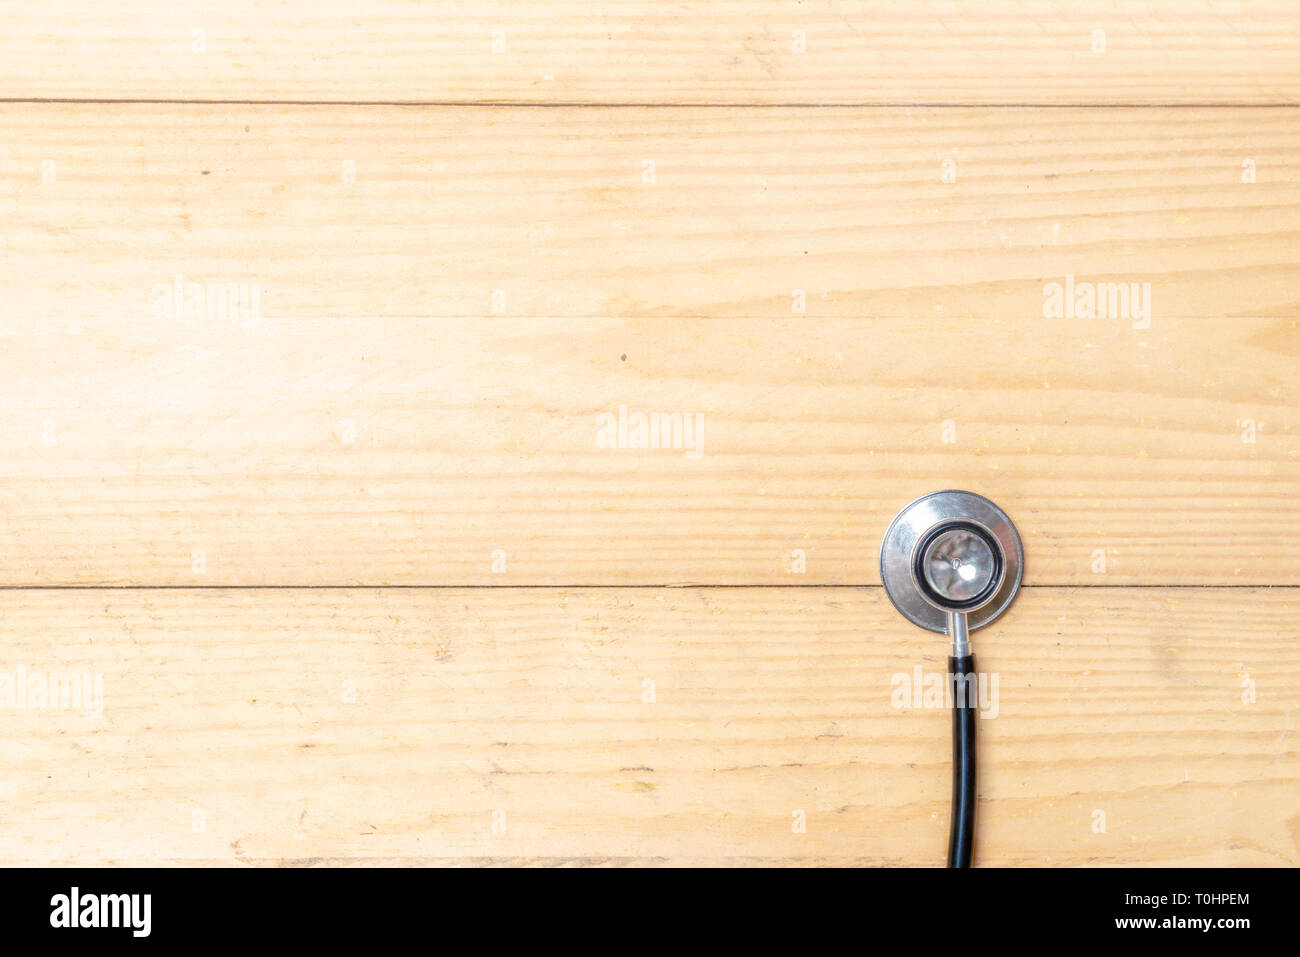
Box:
left=0, top=316, right=1295, bottom=587
left=4, top=2, right=1298, bottom=872
left=2, top=105, right=1298, bottom=320
left=0, top=587, right=1294, bottom=866
left=3, top=2, right=1300, bottom=105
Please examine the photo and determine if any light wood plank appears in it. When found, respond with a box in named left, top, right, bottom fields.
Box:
left=2, top=105, right=1298, bottom=320
left=2, top=2, right=1299, bottom=105
left=0, top=586, right=1293, bottom=866
left=1, top=316, right=1295, bottom=587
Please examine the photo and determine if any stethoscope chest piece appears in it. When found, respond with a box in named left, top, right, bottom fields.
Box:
left=879, top=489, right=1023, bottom=635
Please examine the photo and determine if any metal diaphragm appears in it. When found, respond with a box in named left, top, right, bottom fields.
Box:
left=880, top=490, right=1023, bottom=634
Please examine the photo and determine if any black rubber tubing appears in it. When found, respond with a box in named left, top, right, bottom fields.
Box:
left=947, top=654, right=977, bottom=868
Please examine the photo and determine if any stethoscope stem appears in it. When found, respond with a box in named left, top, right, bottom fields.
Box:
left=948, top=610, right=971, bottom=658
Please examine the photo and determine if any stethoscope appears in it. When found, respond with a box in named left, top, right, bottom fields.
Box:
left=880, top=490, right=1023, bottom=867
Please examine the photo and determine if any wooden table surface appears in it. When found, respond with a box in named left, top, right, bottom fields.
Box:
left=1, top=2, right=1296, bottom=867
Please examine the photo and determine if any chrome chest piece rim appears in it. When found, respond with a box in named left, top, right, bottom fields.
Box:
left=879, top=490, right=1023, bottom=634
